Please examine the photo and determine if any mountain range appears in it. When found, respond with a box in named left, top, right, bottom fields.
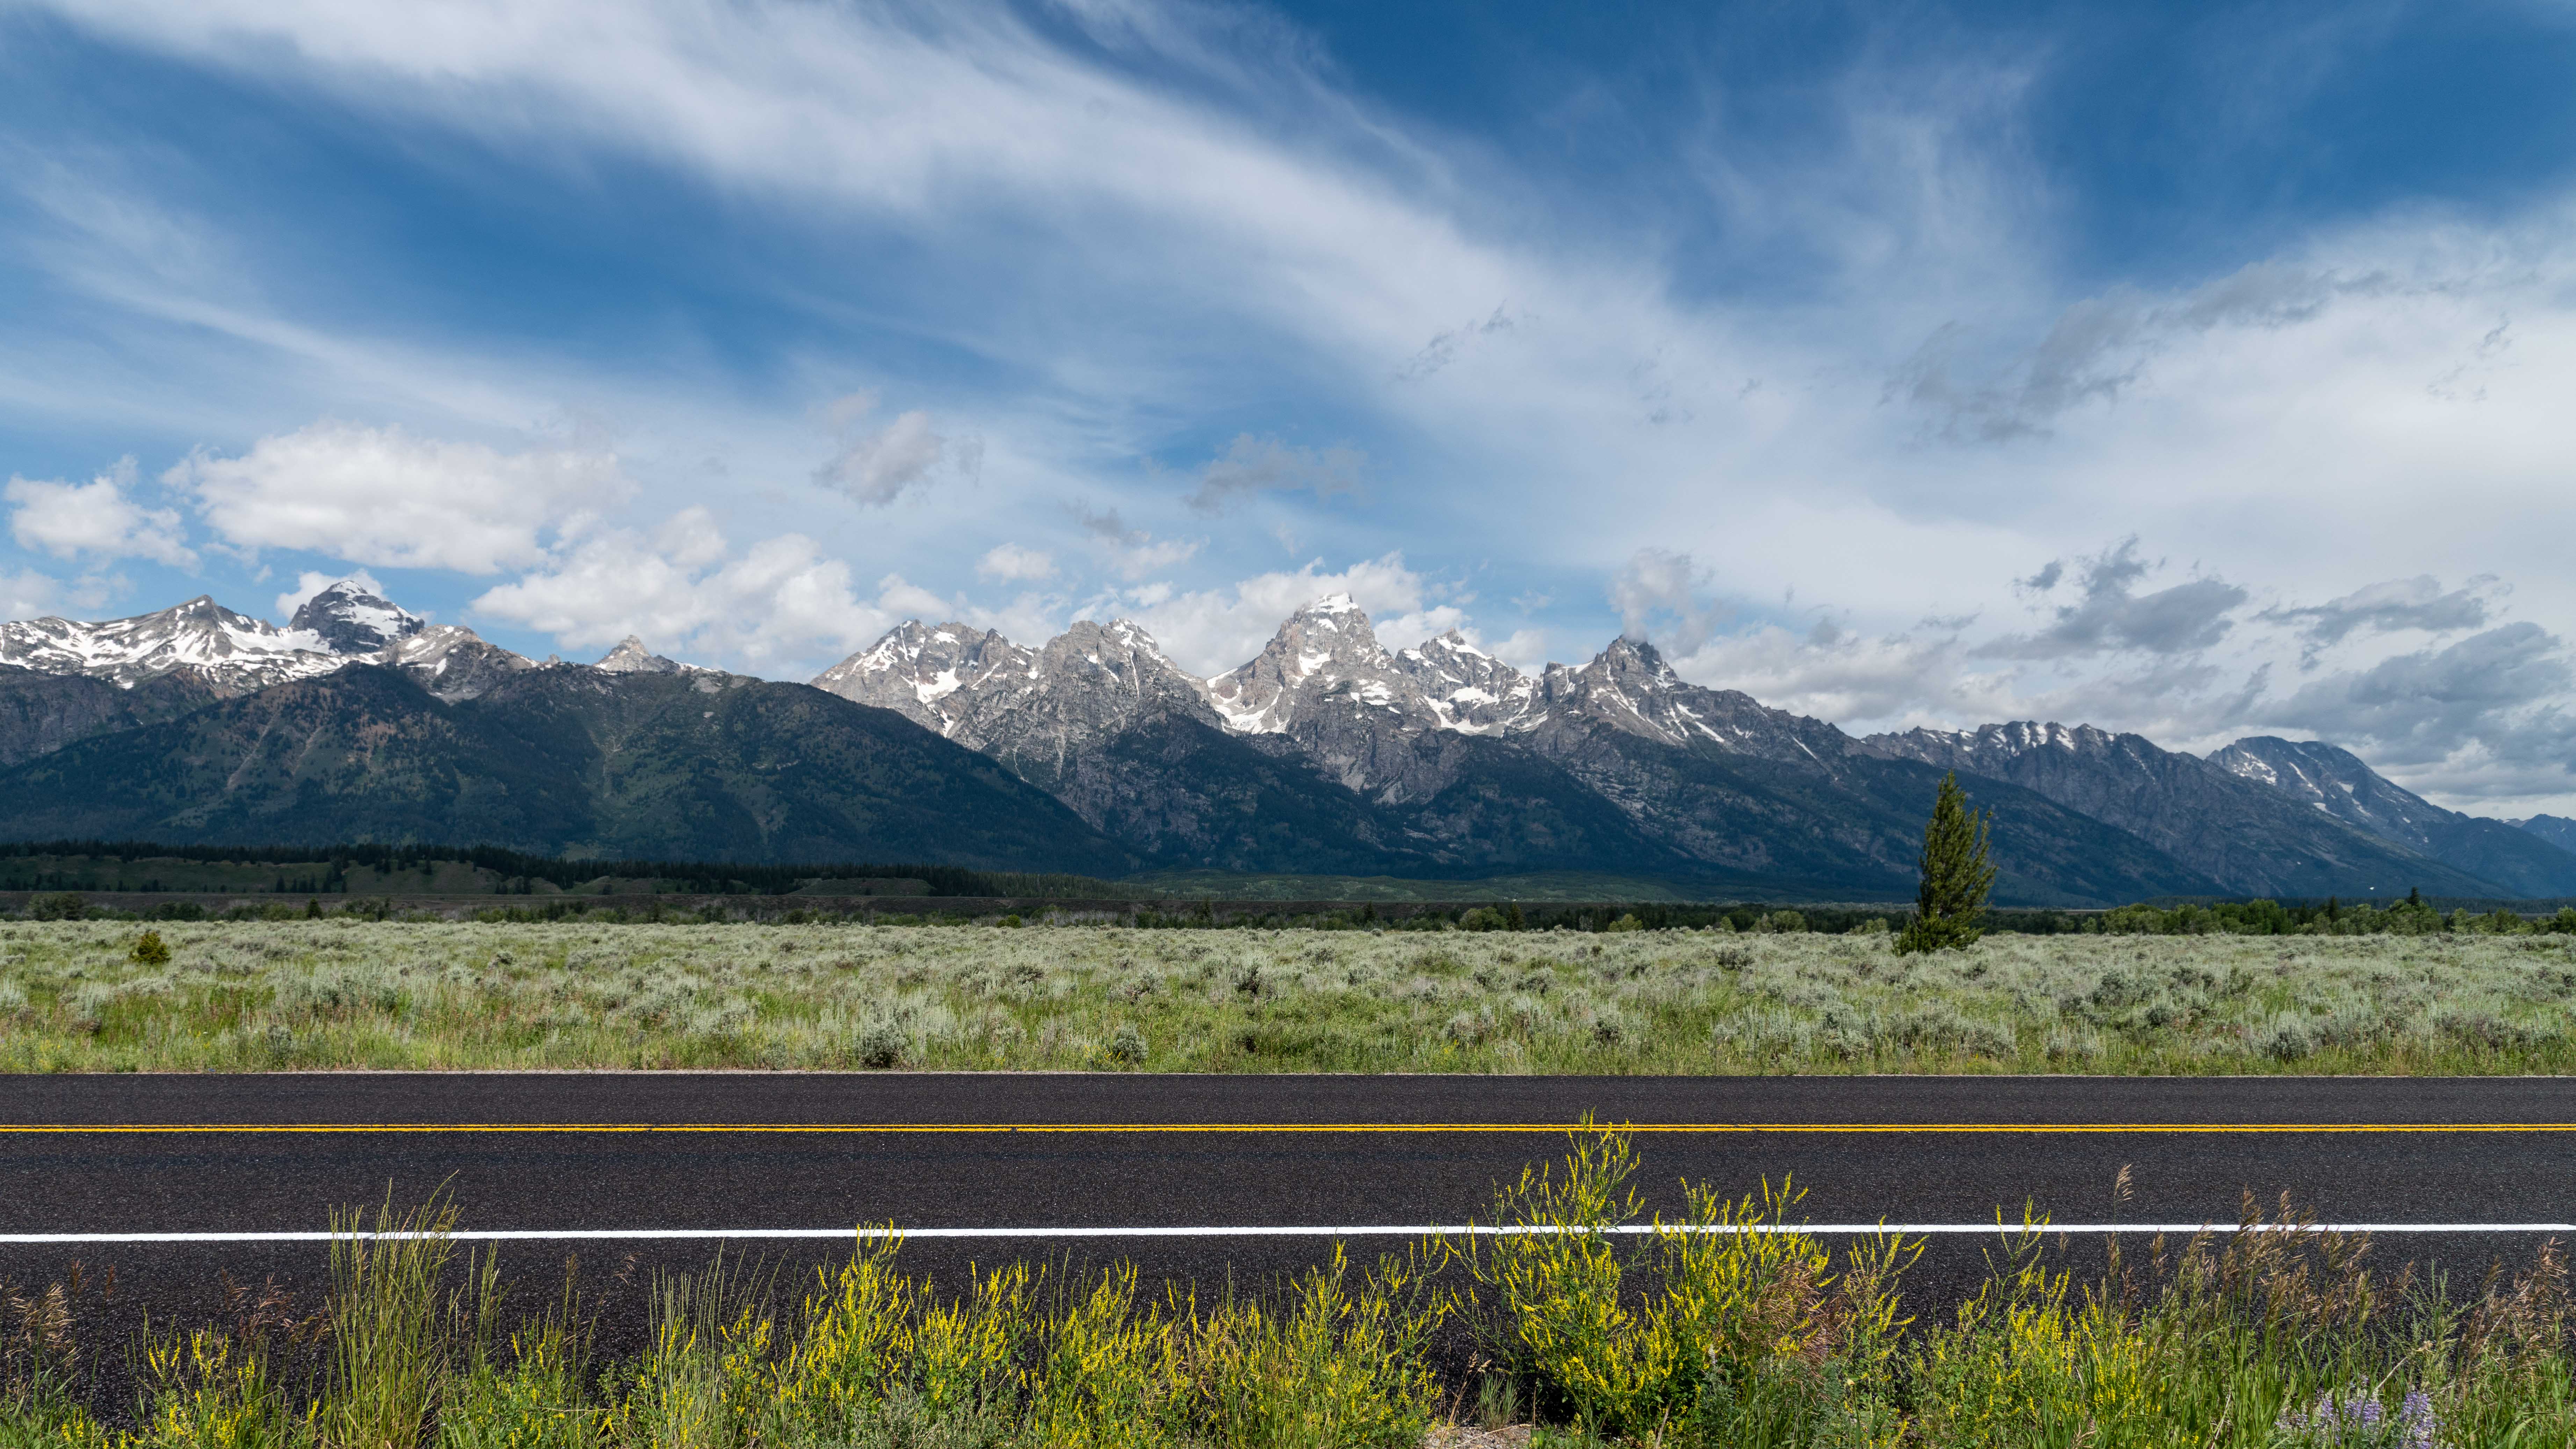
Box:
left=0, top=581, right=2567, bottom=905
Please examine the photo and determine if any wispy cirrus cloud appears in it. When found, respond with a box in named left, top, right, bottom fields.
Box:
left=1183, top=435, right=1362, bottom=515
left=470, top=506, right=898, bottom=666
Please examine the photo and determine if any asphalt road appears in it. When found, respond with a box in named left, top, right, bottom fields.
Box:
left=6, top=1072, right=2575, bottom=1392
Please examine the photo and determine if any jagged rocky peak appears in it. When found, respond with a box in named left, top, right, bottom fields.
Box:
left=280, top=579, right=532, bottom=700
left=594, top=636, right=686, bottom=674
left=1587, top=635, right=1683, bottom=689
left=0, top=594, right=347, bottom=694
left=1534, top=635, right=1686, bottom=714
left=289, top=579, right=425, bottom=655
left=1034, top=618, right=1194, bottom=693
left=377, top=625, right=533, bottom=702
left=1540, top=635, right=1850, bottom=763
left=809, top=620, right=1036, bottom=733
left=812, top=615, right=1215, bottom=765
left=2207, top=735, right=2438, bottom=825
left=1866, top=719, right=2122, bottom=765
left=2517, top=814, right=2576, bottom=853
left=1393, top=629, right=1538, bottom=733
left=966, top=618, right=1222, bottom=769
left=1202, top=593, right=1441, bottom=734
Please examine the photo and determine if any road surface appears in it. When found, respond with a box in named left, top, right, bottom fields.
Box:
left=5, top=1072, right=2569, bottom=1378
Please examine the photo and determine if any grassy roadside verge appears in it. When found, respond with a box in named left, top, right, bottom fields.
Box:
left=7, top=1129, right=2572, bottom=1447
left=4, top=920, right=2576, bottom=1073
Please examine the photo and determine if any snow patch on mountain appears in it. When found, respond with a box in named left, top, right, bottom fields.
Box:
left=594, top=636, right=684, bottom=674
left=0, top=581, right=551, bottom=702
left=810, top=620, right=1036, bottom=734
left=1393, top=630, right=1542, bottom=734
left=289, top=579, right=425, bottom=654
left=2208, top=737, right=2424, bottom=832
left=1869, top=719, right=2115, bottom=765
left=810, top=593, right=1843, bottom=763
left=0, top=596, right=346, bottom=695
left=1201, top=594, right=1448, bottom=735
left=380, top=625, right=534, bottom=701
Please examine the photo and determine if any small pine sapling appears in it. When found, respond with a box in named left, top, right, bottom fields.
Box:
left=1896, top=773, right=1996, bottom=955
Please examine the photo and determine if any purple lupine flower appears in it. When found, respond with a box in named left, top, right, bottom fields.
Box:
left=2399, top=1389, right=2440, bottom=1449
left=2275, top=1388, right=2443, bottom=1448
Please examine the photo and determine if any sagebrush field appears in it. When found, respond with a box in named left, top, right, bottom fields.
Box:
left=5, top=919, right=2576, bottom=1073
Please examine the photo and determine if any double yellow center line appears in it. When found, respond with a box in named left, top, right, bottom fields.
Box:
left=3, top=1121, right=2573, bottom=1136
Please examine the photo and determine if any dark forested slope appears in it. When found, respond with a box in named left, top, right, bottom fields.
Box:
left=0, top=665, right=1134, bottom=872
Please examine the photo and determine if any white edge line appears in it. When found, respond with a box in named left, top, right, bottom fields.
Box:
left=2, top=1223, right=2570, bottom=1244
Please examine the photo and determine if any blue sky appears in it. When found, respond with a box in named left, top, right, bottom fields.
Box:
left=5, top=0, right=2575, bottom=812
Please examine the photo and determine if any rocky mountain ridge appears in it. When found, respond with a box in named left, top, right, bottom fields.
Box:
left=1853, top=721, right=2518, bottom=898
left=812, top=595, right=1860, bottom=786
left=2209, top=736, right=2576, bottom=897
left=2515, top=814, right=2576, bottom=856
left=0, top=595, right=346, bottom=695
left=0, top=582, right=2563, bottom=901
left=807, top=601, right=2214, bottom=901
left=812, top=598, right=2576, bottom=900
left=0, top=581, right=696, bottom=709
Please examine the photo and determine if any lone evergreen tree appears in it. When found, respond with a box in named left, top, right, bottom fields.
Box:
left=1896, top=772, right=1996, bottom=955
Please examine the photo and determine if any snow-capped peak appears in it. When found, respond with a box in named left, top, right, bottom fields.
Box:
left=290, top=579, right=426, bottom=655
left=1873, top=720, right=2113, bottom=760
left=1418, top=628, right=1490, bottom=660
left=1536, top=635, right=1852, bottom=763
left=1596, top=634, right=1682, bottom=684
left=374, top=623, right=533, bottom=701
left=2208, top=736, right=2440, bottom=838
left=1102, top=618, right=1164, bottom=655
left=0, top=595, right=348, bottom=695
left=809, top=620, right=1036, bottom=733
left=1200, top=597, right=1443, bottom=734
left=1392, top=630, right=1539, bottom=734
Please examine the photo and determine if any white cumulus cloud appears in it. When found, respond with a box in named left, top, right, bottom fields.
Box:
left=169, top=421, right=630, bottom=573
left=1611, top=549, right=1731, bottom=656
left=5, top=458, right=195, bottom=566
left=0, top=568, right=77, bottom=621
left=975, top=543, right=1055, bottom=582
left=1109, top=552, right=1465, bottom=676
left=472, top=507, right=904, bottom=671
left=1071, top=505, right=1200, bottom=581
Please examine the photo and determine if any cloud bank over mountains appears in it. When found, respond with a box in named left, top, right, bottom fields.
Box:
left=2, top=0, right=2574, bottom=813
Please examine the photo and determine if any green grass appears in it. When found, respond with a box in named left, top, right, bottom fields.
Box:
left=7, top=1129, right=2574, bottom=1447
left=3, top=919, right=2576, bottom=1073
